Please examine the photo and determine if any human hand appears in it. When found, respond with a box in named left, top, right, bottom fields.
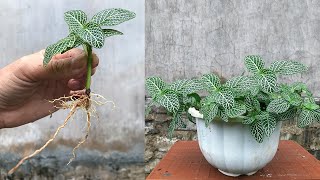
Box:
left=0, top=48, right=99, bottom=128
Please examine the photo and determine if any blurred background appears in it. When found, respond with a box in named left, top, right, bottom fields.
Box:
left=0, top=0, right=144, bottom=179
left=145, top=0, right=320, bottom=175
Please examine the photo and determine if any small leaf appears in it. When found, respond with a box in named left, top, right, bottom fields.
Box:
left=255, top=69, right=277, bottom=93
left=64, top=10, right=87, bottom=32
left=157, top=92, right=180, bottom=113
left=297, top=109, right=315, bottom=128
left=277, top=108, right=297, bottom=121
left=245, top=96, right=260, bottom=112
left=213, top=89, right=235, bottom=109
left=168, top=108, right=184, bottom=138
left=78, top=23, right=105, bottom=48
left=226, top=102, right=246, bottom=118
left=255, top=111, right=270, bottom=121
left=218, top=108, right=228, bottom=122
left=270, top=60, right=307, bottom=75
left=262, top=115, right=276, bottom=137
left=267, top=98, right=290, bottom=113
left=200, top=103, right=218, bottom=126
left=244, top=55, right=264, bottom=74
left=103, top=29, right=123, bottom=38
left=225, top=76, right=258, bottom=96
left=201, top=74, right=221, bottom=91
left=146, top=77, right=166, bottom=98
left=250, top=120, right=265, bottom=143
left=91, top=8, right=136, bottom=26
left=242, top=117, right=255, bottom=124
left=169, top=79, right=202, bottom=96
left=43, top=34, right=76, bottom=65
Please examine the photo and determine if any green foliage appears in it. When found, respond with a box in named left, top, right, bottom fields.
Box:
left=43, top=8, right=135, bottom=65
left=145, top=56, right=319, bottom=143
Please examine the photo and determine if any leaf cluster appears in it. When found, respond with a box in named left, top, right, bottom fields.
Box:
left=146, top=56, right=320, bottom=143
left=43, top=8, right=136, bottom=65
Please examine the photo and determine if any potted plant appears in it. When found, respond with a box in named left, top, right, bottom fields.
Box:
left=145, top=55, right=320, bottom=177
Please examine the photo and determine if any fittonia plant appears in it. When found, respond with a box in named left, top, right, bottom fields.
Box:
left=146, top=56, right=320, bottom=143
left=8, top=8, right=135, bottom=175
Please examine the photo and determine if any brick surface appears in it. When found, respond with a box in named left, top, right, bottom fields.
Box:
left=147, top=140, right=320, bottom=180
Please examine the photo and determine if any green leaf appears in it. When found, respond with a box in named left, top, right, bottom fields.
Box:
left=217, top=108, right=229, bottom=122
left=226, top=102, right=246, bottom=118
left=245, top=96, right=260, bottom=112
left=91, top=8, right=136, bottom=26
left=298, top=109, right=315, bottom=128
left=262, top=115, right=276, bottom=137
left=201, top=74, right=221, bottom=91
left=267, top=98, right=290, bottom=113
left=102, top=29, right=123, bottom=37
left=213, top=89, right=234, bottom=109
left=244, top=55, right=264, bottom=74
left=200, top=103, right=219, bottom=126
left=168, top=108, right=184, bottom=138
left=157, top=92, right=180, bottom=113
left=303, top=102, right=319, bottom=110
left=146, top=77, right=166, bottom=98
left=78, top=23, right=105, bottom=48
left=225, top=76, right=258, bottom=96
left=43, top=34, right=76, bottom=65
left=277, top=108, right=297, bottom=121
left=250, top=120, right=265, bottom=143
left=255, top=69, right=277, bottom=93
left=64, top=10, right=87, bottom=33
left=169, top=79, right=202, bottom=96
left=270, top=60, right=307, bottom=75
left=242, top=117, right=255, bottom=124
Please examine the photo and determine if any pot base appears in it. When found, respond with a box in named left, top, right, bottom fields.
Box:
left=218, top=169, right=257, bottom=177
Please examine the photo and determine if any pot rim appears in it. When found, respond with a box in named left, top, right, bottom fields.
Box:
left=188, top=107, right=243, bottom=123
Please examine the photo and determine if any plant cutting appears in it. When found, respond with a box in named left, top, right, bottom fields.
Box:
left=146, top=55, right=320, bottom=176
left=8, top=8, right=135, bottom=175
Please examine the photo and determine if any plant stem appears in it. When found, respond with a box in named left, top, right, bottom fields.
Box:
left=84, top=44, right=92, bottom=95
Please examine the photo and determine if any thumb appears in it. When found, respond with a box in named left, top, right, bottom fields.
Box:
left=39, top=49, right=88, bottom=80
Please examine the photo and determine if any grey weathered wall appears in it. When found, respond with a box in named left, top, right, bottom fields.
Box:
left=145, top=0, right=320, bottom=175
left=0, top=1, right=144, bottom=179
left=146, top=0, right=320, bottom=96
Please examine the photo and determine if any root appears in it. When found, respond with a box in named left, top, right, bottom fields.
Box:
left=8, top=92, right=113, bottom=175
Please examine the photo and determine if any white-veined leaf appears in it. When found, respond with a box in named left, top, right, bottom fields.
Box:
left=64, top=10, right=87, bottom=33
left=250, top=120, right=265, bottom=143
left=267, top=98, right=290, bottom=113
left=146, top=77, right=166, bottom=98
left=103, top=29, right=123, bottom=38
left=298, top=109, right=314, bottom=128
left=255, top=111, right=270, bottom=121
left=78, top=23, right=105, bottom=48
left=262, top=115, right=276, bottom=137
left=43, top=34, right=76, bottom=65
left=157, top=92, right=180, bottom=113
left=201, top=74, right=221, bottom=91
left=217, top=108, right=228, bottom=122
left=213, top=90, right=234, bottom=109
left=169, top=79, right=202, bottom=96
left=245, top=96, right=260, bottom=112
left=225, top=76, right=258, bottom=95
left=91, top=8, right=136, bottom=26
left=244, top=55, right=264, bottom=74
left=270, top=60, right=307, bottom=75
left=277, top=108, right=297, bottom=121
left=242, top=117, right=255, bottom=124
left=200, top=103, right=218, bottom=126
left=226, top=102, right=246, bottom=118
left=168, top=108, right=184, bottom=138
left=255, top=69, right=277, bottom=93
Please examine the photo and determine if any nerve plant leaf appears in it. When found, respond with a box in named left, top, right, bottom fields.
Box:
left=267, top=98, right=290, bottom=114
left=225, top=102, right=246, bottom=118
left=146, top=77, right=166, bottom=98
left=244, top=55, right=264, bottom=74
left=270, top=60, right=307, bottom=75
left=43, top=34, right=76, bottom=65
left=250, top=120, right=265, bottom=143
left=91, top=8, right=136, bottom=26
left=103, top=29, right=123, bottom=37
left=255, top=69, right=277, bottom=93
left=78, top=23, right=105, bottom=48
left=200, top=74, right=221, bottom=91
left=64, top=10, right=87, bottom=32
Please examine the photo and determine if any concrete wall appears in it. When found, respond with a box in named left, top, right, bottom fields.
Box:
left=146, top=0, right=320, bottom=96
left=0, top=1, right=144, bottom=179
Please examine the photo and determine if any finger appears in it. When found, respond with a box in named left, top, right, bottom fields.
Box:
left=39, top=49, right=88, bottom=80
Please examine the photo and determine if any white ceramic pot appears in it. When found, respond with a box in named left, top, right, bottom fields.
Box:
left=188, top=108, right=282, bottom=177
